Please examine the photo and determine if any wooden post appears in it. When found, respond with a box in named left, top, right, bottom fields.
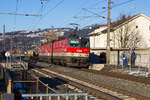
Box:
left=117, top=50, right=120, bottom=66
left=46, top=84, right=48, bottom=100
left=7, top=80, right=12, bottom=94
left=36, top=78, right=39, bottom=100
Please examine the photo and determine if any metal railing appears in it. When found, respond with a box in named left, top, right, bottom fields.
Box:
left=22, top=93, right=88, bottom=100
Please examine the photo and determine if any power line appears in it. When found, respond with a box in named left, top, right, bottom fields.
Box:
left=31, top=0, right=65, bottom=29
left=57, top=0, right=105, bottom=28
left=72, top=1, right=107, bottom=26
left=74, top=0, right=135, bottom=21
left=40, top=0, right=52, bottom=8
left=69, top=0, right=89, bottom=27
left=82, top=8, right=106, bottom=19
left=112, top=0, right=135, bottom=8
left=72, top=0, right=106, bottom=21
left=90, top=0, right=106, bottom=7
left=43, top=0, right=65, bottom=17
left=0, top=12, right=41, bottom=16
left=74, top=16, right=104, bottom=19
left=27, top=0, right=52, bottom=30
left=39, top=0, right=52, bottom=13
left=14, top=0, right=19, bottom=26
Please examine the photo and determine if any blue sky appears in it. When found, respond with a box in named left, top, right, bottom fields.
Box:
left=0, top=0, right=150, bottom=32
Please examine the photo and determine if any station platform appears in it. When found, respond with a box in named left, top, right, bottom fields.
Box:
left=0, top=57, right=28, bottom=71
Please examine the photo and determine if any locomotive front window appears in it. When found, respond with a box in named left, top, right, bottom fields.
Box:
left=69, top=40, right=80, bottom=47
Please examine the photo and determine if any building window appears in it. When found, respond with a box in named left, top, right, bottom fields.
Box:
left=136, top=25, right=138, bottom=28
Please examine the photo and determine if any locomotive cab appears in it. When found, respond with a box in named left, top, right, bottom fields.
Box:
left=68, top=38, right=89, bottom=48
left=67, top=38, right=90, bottom=67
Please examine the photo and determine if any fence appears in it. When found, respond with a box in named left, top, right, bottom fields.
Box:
left=22, top=93, right=88, bottom=100
left=20, top=75, right=89, bottom=100
left=110, top=48, right=150, bottom=76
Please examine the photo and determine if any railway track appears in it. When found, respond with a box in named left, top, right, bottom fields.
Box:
left=29, top=61, right=150, bottom=85
left=30, top=69, right=100, bottom=100
left=80, top=67, right=150, bottom=85
left=32, top=68, right=122, bottom=100
left=28, top=60, right=150, bottom=85
left=29, top=63, right=147, bottom=100
left=30, top=69, right=81, bottom=94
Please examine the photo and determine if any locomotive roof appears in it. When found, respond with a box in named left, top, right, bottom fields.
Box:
left=40, top=37, right=88, bottom=47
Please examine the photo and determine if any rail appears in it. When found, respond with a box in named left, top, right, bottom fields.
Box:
left=33, top=68, right=133, bottom=100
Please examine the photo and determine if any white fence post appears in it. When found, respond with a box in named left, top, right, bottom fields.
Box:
left=149, top=48, right=150, bottom=75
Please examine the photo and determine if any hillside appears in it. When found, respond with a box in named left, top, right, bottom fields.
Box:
left=0, top=24, right=102, bottom=52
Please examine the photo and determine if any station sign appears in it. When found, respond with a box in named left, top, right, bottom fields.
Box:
left=5, top=52, right=10, bottom=57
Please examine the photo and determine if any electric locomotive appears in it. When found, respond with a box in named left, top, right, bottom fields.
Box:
left=39, top=38, right=90, bottom=67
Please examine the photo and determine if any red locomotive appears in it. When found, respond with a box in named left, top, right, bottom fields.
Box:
left=39, top=38, right=90, bottom=67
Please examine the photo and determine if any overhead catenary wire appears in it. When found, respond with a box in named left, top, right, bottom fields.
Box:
left=39, top=0, right=52, bottom=14
left=42, top=0, right=65, bottom=18
left=89, top=0, right=106, bottom=8
left=71, top=0, right=106, bottom=26
left=0, top=12, right=41, bottom=16
left=112, top=0, right=135, bottom=8
left=74, top=0, right=135, bottom=21
left=72, top=1, right=107, bottom=27
left=14, top=0, right=19, bottom=27
left=31, top=0, right=65, bottom=29
left=67, top=0, right=90, bottom=28
left=4, top=0, right=135, bottom=32
left=81, top=8, right=106, bottom=19
left=27, top=0, right=52, bottom=30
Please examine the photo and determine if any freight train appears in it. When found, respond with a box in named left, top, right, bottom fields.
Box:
left=38, top=38, right=90, bottom=67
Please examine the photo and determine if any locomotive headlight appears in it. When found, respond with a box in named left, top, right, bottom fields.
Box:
left=77, top=50, right=82, bottom=52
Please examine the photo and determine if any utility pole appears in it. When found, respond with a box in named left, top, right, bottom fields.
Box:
left=10, top=33, right=13, bottom=56
left=10, top=29, right=13, bottom=68
left=106, top=0, right=111, bottom=66
left=3, top=24, right=6, bottom=51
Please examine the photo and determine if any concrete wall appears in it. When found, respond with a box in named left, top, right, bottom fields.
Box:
left=110, top=49, right=150, bottom=68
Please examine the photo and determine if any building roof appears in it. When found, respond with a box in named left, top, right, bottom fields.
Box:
left=88, top=24, right=107, bottom=36
left=102, top=14, right=150, bottom=33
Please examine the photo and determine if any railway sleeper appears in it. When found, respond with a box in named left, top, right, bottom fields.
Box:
left=69, top=81, right=120, bottom=100
left=59, top=70, right=149, bottom=100
left=36, top=68, right=125, bottom=100
left=32, top=66, right=150, bottom=100
left=33, top=68, right=120, bottom=100
left=45, top=68, right=150, bottom=100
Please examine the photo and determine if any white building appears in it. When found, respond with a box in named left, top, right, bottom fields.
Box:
left=89, top=25, right=107, bottom=49
left=89, top=14, right=150, bottom=53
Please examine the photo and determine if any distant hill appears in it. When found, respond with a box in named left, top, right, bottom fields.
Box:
left=0, top=24, right=102, bottom=52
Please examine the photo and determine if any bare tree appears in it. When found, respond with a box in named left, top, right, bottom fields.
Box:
left=112, top=16, right=144, bottom=49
